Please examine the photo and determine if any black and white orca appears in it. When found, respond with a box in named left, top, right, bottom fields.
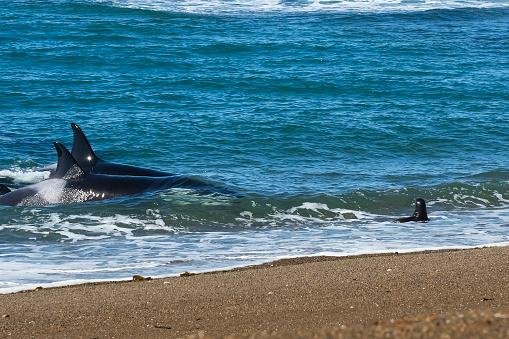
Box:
left=43, top=123, right=171, bottom=178
left=0, top=143, right=221, bottom=206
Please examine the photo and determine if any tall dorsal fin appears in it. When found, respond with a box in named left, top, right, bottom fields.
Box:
left=54, top=142, right=86, bottom=179
left=70, top=123, right=99, bottom=172
left=0, top=184, right=11, bottom=195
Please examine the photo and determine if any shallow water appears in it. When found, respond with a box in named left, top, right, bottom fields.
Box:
left=0, top=0, right=508, bottom=293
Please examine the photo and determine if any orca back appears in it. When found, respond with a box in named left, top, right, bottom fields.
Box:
left=70, top=123, right=171, bottom=177
left=93, top=161, right=172, bottom=177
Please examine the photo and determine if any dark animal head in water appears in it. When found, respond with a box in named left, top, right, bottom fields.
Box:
left=397, top=198, right=429, bottom=223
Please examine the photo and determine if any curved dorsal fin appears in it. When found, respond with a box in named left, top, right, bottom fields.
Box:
left=54, top=142, right=86, bottom=179
left=70, top=123, right=99, bottom=173
left=0, top=184, right=10, bottom=195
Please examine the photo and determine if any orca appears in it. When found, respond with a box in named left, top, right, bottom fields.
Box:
left=68, top=123, right=172, bottom=177
left=0, top=143, right=223, bottom=207
left=396, top=198, right=429, bottom=223
left=41, top=123, right=172, bottom=178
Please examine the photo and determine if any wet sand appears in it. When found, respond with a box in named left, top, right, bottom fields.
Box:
left=1, top=246, right=508, bottom=338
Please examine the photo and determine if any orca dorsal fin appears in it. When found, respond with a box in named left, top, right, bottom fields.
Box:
left=0, top=184, right=11, bottom=195
left=54, top=142, right=86, bottom=179
left=70, top=123, right=99, bottom=173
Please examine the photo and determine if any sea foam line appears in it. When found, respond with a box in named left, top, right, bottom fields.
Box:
left=97, top=0, right=509, bottom=14
left=1, top=241, right=508, bottom=295
left=0, top=169, right=50, bottom=184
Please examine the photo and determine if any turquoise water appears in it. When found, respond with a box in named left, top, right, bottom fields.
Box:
left=0, top=0, right=508, bottom=292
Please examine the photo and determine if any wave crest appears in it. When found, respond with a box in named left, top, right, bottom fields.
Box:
left=95, top=0, right=509, bottom=14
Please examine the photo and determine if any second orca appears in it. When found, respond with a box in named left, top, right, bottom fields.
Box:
left=42, top=123, right=172, bottom=178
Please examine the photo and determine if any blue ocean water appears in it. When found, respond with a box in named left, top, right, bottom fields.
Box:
left=0, top=0, right=508, bottom=292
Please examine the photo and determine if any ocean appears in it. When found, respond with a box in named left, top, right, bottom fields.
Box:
left=0, top=0, right=508, bottom=293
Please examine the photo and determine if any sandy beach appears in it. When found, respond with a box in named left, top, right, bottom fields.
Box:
left=1, top=246, right=508, bottom=338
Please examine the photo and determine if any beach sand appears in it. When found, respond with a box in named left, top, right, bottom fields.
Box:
left=1, top=246, right=508, bottom=338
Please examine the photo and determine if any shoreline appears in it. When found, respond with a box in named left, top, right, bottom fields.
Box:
left=3, top=242, right=509, bottom=295
left=1, top=245, right=508, bottom=338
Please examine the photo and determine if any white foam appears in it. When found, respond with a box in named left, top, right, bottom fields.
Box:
left=0, top=209, right=175, bottom=246
left=2, top=241, right=508, bottom=294
left=0, top=278, right=132, bottom=295
left=98, top=0, right=509, bottom=14
left=1, top=198, right=508, bottom=295
left=0, top=169, right=50, bottom=184
left=275, top=202, right=377, bottom=223
left=494, top=192, right=509, bottom=204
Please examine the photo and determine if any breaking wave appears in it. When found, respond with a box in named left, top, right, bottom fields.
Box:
left=0, top=169, right=507, bottom=241
left=0, top=168, right=50, bottom=188
left=1, top=167, right=507, bottom=293
left=95, top=0, right=509, bottom=14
